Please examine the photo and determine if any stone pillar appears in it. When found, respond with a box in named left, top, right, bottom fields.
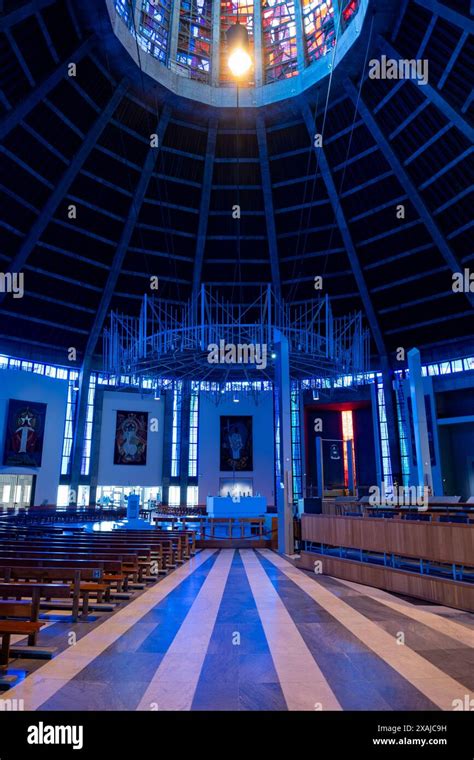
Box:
left=407, top=348, right=433, bottom=491
left=254, top=0, right=263, bottom=87
left=274, top=328, right=294, bottom=554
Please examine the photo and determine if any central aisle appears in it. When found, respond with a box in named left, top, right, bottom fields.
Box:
left=5, top=550, right=474, bottom=711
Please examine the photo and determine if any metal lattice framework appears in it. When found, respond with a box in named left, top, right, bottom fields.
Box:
left=103, top=285, right=370, bottom=382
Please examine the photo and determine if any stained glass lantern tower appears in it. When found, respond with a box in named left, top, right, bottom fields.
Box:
left=108, top=0, right=366, bottom=106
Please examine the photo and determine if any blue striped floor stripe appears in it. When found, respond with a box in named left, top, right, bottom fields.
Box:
left=39, top=553, right=219, bottom=711
left=191, top=551, right=287, bottom=710
left=256, top=551, right=439, bottom=711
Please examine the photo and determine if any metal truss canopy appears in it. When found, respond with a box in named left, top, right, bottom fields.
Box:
left=103, top=285, right=371, bottom=383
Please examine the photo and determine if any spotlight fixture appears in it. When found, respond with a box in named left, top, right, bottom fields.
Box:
left=226, top=23, right=251, bottom=78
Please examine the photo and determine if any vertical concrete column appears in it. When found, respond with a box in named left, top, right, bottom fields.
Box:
left=315, top=436, right=324, bottom=498
left=211, top=0, right=221, bottom=86
left=253, top=0, right=263, bottom=87
left=407, top=348, right=433, bottom=492
left=294, top=0, right=306, bottom=72
left=88, top=385, right=105, bottom=506
left=133, top=0, right=142, bottom=38
left=274, top=328, right=294, bottom=555
left=168, top=0, right=181, bottom=67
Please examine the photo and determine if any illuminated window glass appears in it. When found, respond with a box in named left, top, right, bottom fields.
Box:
left=138, top=0, right=173, bottom=63
left=274, top=386, right=281, bottom=485
left=168, top=485, right=181, bottom=506
left=177, top=0, right=212, bottom=82
left=302, top=0, right=335, bottom=64
left=290, top=382, right=302, bottom=501
left=187, top=485, right=199, bottom=506
left=188, top=381, right=199, bottom=476
left=376, top=375, right=393, bottom=492
left=81, top=374, right=97, bottom=477
left=340, top=0, right=359, bottom=31
left=115, top=0, right=135, bottom=28
left=171, top=380, right=183, bottom=477
left=262, top=0, right=298, bottom=83
left=394, top=382, right=410, bottom=487
left=220, top=0, right=254, bottom=85
left=341, top=409, right=355, bottom=489
left=61, top=373, right=79, bottom=476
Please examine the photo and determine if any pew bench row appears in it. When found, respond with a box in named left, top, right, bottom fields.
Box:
left=0, top=525, right=197, bottom=688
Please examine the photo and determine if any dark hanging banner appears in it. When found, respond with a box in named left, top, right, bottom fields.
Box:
left=3, top=399, right=47, bottom=467
left=220, top=415, right=253, bottom=471
left=114, top=410, right=148, bottom=465
left=322, top=439, right=345, bottom=490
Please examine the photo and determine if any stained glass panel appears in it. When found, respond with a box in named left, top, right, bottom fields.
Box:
left=138, top=0, right=173, bottom=63
left=302, top=0, right=335, bottom=64
left=177, top=0, right=213, bottom=82
left=115, top=0, right=135, bottom=28
left=262, top=0, right=298, bottom=83
left=341, top=0, right=359, bottom=31
left=220, top=0, right=254, bottom=85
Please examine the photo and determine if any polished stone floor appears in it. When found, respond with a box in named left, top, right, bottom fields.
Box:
left=3, top=549, right=474, bottom=711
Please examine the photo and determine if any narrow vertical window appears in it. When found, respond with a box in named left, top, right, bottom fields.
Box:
left=171, top=380, right=183, bottom=477
left=188, top=380, right=199, bottom=476
left=61, top=372, right=79, bottom=476
left=81, top=373, right=97, bottom=477
left=115, top=0, right=135, bottom=28
left=376, top=375, right=393, bottom=492
left=177, top=0, right=213, bottom=82
left=394, top=379, right=411, bottom=487
left=262, top=0, right=298, bottom=82
left=302, top=0, right=335, bottom=64
left=290, top=382, right=302, bottom=501
left=138, top=0, right=173, bottom=63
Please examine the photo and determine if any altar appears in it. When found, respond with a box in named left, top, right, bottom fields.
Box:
left=206, top=495, right=267, bottom=518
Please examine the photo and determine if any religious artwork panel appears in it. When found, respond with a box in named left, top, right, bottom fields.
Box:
left=220, top=416, right=253, bottom=471
left=3, top=399, right=47, bottom=467
left=114, top=410, right=148, bottom=465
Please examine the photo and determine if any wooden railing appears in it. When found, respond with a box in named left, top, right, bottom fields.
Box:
left=301, top=514, right=473, bottom=565
left=298, top=514, right=474, bottom=611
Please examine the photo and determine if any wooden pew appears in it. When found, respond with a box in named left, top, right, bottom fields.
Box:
left=0, top=525, right=196, bottom=572
left=0, top=567, right=108, bottom=622
left=0, top=558, right=127, bottom=600
left=0, top=581, right=70, bottom=667
left=0, top=599, right=45, bottom=688
left=0, top=546, right=145, bottom=586
left=6, top=533, right=188, bottom=571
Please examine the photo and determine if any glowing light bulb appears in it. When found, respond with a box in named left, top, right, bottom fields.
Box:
left=228, top=48, right=252, bottom=77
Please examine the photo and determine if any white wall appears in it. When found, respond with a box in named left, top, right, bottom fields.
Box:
left=0, top=368, right=68, bottom=505
left=97, top=391, right=164, bottom=487
left=198, top=391, right=275, bottom=506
